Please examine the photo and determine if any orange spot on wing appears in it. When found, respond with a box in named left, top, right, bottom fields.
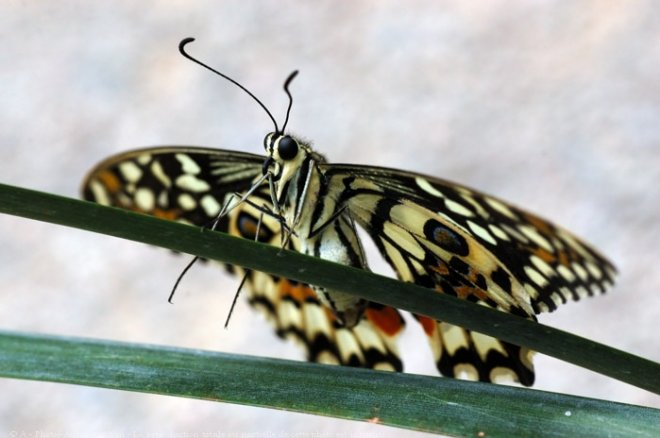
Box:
left=557, top=250, right=571, bottom=267
left=279, top=279, right=316, bottom=303
left=523, top=212, right=553, bottom=234
left=455, top=286, right=472, bottom=300
left=417, top=315, right=436, bottom=336
left=277, top=280, right=338, bottom=322
left=243, top=221, right=258, bottom=236
left=534, top=247, right=557, bottom=263
left=365, top=306, right=404, bottom=337
left=454, top=285, right=488, bottom=301
left=324, top=306, right=337, bottom=322
left=474, top=289, right=489, bottom=301
left=152, top=208, right=181, bottom=220
left=430, top=262, right=450, bottom=276
left=97, top=170, right=121, bottom=193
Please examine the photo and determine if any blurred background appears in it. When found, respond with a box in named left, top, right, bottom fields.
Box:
left=1, top=1, right=659, bottom=436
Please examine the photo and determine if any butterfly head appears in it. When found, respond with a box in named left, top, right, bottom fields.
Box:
left=264, top=132, right=305, bottom=164
left=263, top=132, right=325, bottom=213
left=262, top=132, right=313, bottom=205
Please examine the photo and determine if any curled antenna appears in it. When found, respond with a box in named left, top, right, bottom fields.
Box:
left=179, top=37, right=279, bottom=133
left=281, top=70, right=298, bottom=133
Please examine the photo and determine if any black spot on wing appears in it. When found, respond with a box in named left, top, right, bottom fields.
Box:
left=371, top=197, right=399, bottom=235
left=424, top=219, right=469, bottom=257
left=474, top=273, right=488, bottom=291
left=435, top=327, right=535, bottom=386
left=344, top=353, right=364, bottom=367
left=448, top=257, right=471, bottom=275
left=499, top=342, right=535, bottom=386
left=491, top=266, right=513, bottom=293
left=307, top=333, right=341, bottom=364
left=236, top=211, right=275, bottom=241
left=363, top=348, right=403, bottom=372
left=248, top=295, right=277, bottom=317
left=437, top=343, right=479, bottom=378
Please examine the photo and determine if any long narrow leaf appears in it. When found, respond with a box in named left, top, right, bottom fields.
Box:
left=1, top=331, right=658, bottom=436
left=0, top=182, right=659, bottom=395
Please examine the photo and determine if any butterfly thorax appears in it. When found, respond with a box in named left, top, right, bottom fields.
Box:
left=264, top=133, right=368, bottom=327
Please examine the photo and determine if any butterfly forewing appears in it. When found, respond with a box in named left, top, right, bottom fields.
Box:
left=323, top=163, right=616, bottom=313
left=82, top=146, right=264, bottom=227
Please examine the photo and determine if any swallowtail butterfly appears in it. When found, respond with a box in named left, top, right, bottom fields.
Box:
left=81, top=38, right=616, bottom=386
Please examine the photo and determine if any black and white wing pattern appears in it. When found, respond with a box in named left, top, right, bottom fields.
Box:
left=320, top=163, right=616, bottom=385
left=82, top=147, right=405, bottom=371
left=82, top=145, right=615, bottom=387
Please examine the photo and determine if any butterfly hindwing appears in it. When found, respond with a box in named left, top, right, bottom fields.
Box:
left=243, top=270, right=404, bottom=370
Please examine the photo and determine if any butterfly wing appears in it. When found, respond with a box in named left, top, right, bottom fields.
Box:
left=322, top=163, right=616, bottom=385
left=82, top=146, right=266, bottom=226
left=82, top=147, right=404, bottom=371
left=225, top=193, right=404, bottom=370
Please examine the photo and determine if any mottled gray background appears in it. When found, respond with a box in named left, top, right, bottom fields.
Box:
left=1, top=1, right=659, bottom=436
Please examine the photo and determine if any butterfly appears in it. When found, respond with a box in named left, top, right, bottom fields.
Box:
left=81, top=38, right=616, bottom=386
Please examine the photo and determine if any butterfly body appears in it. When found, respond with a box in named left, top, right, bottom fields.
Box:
left=264, top=132, right=370, bottom=327
left=82, top=134, right=615, bottom=386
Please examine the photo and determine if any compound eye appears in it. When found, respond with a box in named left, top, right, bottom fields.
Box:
left=278, top=136, right=298, bottom=160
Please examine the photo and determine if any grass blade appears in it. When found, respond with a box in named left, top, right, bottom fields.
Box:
left=0, top=182, right=659, bottom=395
left=1, top=330, right=658, bottom=436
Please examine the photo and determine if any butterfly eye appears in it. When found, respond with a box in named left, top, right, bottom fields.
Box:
left=278, top=136, right=298, bottom=160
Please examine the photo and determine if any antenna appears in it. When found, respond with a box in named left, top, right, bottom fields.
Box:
left=281, top=70, right=298, bottom=133
left=179, top=37, right=280, bottom=133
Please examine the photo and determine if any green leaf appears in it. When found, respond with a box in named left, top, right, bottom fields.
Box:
left=1, top=182, right=659, bottom=435
left=1, top=331, right=658, bottom=437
